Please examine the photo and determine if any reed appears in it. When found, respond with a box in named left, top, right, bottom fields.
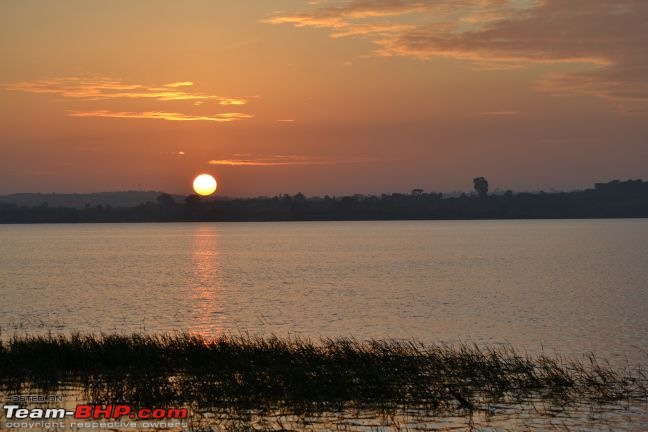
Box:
left=0, top=333, right=645, bottom=412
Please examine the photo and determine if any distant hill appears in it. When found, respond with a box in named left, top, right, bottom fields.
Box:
left=0, top=191, right=187, bottom=209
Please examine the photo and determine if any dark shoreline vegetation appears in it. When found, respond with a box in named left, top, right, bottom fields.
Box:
left=1, top=179, right=647, bottom=223
left=0, top=333, right=646, bottom=414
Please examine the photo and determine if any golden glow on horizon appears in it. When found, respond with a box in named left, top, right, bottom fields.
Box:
left=193, top=174, right=218, bottom=196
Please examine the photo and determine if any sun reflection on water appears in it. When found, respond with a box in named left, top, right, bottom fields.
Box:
left=188, top=224, right=225, bottom=337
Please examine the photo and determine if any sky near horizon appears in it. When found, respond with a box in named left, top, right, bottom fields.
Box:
left=1, top=0, right=647, bottom=196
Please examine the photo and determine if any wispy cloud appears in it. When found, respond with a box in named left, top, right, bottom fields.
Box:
left=218, top=97, right=249, bottom=106
left=265, top=0, right=648, bottom=111
left=164, top=81, right=194, bottom=88
left=4, top=77, right=256, bottom=122
left=4, top=77, right=250, bottom=105
left=68, top=110, right=254, bottom=122
left=264, top=0, right=427, bottom=29
left=208, top=154, right=371, bottom=166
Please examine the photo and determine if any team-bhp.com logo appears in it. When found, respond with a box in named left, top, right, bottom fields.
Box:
left=3, top=404, right=188, bottom=429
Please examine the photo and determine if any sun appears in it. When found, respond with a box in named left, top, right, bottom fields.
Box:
left=193, top=174, right=217, bottom=196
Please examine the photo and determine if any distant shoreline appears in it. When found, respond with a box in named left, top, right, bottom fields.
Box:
left=1, top=215, right=648, bottom=225
left=1, top=179, right=647, bottom=224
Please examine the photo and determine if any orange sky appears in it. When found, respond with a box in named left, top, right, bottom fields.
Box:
left=1, top=0, right=647, bottom=196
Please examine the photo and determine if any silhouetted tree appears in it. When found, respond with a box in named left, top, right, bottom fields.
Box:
left=473, top=177, right=489, bottom=198
left=156, top=193, right=176, bottom=207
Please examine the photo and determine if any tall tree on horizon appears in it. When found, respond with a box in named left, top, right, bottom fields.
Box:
left=473, top=177, right=489, bottom=198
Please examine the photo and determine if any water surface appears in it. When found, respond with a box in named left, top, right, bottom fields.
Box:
left=1, top=220, right=647, bottom=364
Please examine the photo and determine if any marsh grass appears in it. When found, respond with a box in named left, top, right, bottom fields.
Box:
left=0, top=333, right=645, bottom=415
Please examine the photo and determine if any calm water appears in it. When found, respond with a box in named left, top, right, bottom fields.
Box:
left=1, top=220, right=647, bottom=364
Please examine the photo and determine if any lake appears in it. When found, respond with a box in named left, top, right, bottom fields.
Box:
left=1, top=219, right=647, bottom=365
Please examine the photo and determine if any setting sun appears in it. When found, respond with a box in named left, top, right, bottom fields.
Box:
left=193, top=174, right=217, bottom=196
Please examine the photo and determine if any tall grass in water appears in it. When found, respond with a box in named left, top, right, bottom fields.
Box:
left=0, top=333, right=645, bottom=413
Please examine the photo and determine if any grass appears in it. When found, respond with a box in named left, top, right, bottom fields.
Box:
left=0, top=333, right=646, bottom=414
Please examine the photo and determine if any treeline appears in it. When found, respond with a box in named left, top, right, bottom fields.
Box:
left=1, top=179, right=647, bottom=223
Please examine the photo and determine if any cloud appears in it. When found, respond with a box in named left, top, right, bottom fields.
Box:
left=264, top=0, right=427, bottom=29
left=68, top=110, right=254, bottom=122
left=164, top=81, right=194, bottom=88
left=265, top=0, right=648, bottom=110
left=264, top=1, right=522, bottom=37
left=4, top=77, right=256, bottom=122
left=4, top=77, right=250, bottom=105
left=218, top=97, right=249, bottom=106
left=208, top=154, right=370, bottom=166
